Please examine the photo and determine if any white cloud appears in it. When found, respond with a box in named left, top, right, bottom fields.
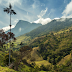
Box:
left=41, top=3, right=45, bottom=6
left=31, top=0, right=40, bottom=9
left=14, top=19, right=19, bottom=25
left=34, top=7, right=52, bottom=25
left=56, top=18, right=66, bottom=22
left=37, top=7, right=48, bottom=18
left=27, top=12, right=28, bottom=15
left=34, top=18, right=51, bottom=25
left=48, top=9, right=55, bottom=17
left=19, top=27, right=21, bottom=32
left=0, top=0, right=2, bottom=4
left=62, top=0, right=72, bottom=18
left=0, top=0, right=21, bottom=7
left=54, top=18, right=60, bottom=20
left=2, top=25, right=15, bottom=32
left=32, top=4, right=36, bottom=9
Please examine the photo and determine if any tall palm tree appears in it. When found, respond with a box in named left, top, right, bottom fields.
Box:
left=4, top=3, right=16, bottom=66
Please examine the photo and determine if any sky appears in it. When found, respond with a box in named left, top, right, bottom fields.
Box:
left=0, top=0, right=72, bottom=31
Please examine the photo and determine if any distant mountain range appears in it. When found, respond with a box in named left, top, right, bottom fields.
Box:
left=5, top=20, right=42, bottom=37
left=5, top=18, right=72, bottom=38
left=25, top=18, right=72, bottom=38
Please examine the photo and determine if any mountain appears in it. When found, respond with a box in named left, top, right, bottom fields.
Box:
left=25, top=18, right=72, bottom=38
left=1, top=19, right=72, bottom=72
left=5, top=20, right=42, bottom=37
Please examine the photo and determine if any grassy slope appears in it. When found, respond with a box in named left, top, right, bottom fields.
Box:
left=9, top=25, right=72, bottom=51
left=0, top=66, right=17, bottom=72
left=0, top=26, right=72, bottom=71
left=57, top=53, right=71, bottom=66
left=35, top=60, right=51, bottom=67
left=0, top=51, right=6, bottom=66
left=26, top=26, right=72, bottom=66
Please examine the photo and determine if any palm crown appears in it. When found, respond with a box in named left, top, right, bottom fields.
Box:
left=4, top=4, right=16, bottom=15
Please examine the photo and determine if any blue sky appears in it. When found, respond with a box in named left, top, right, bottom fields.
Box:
left=0, top=0, right=72, bottom=31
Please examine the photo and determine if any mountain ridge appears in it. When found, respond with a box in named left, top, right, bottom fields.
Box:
left=25, top=18, right=72, bottom=38
left=5, top=20, right=42, bottom=37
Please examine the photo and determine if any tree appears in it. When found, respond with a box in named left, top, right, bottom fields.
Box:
left=19, top=46, right=32, bottom=61
left=4, top=3, right=16, bottom=66
left=0, top=29, right=16, bottom=47
left=3, top=53, right=14, bottom=66
left=16, top=46, right=33, bottom=71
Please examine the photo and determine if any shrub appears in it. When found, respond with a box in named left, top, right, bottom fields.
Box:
left=3, top=53, right=14, bottom=66
left=31, top=62, right=36, bottom=67
left=22, top=59, right=27, bottom=64
left=40, top=65, right=47, bottom=71
left=30, top=57, right=36, bottom=62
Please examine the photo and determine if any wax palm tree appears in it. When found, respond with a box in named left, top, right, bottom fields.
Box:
left=4, top=3, right=16, bottom=66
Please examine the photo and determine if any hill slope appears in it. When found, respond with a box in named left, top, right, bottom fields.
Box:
left=5, top=20, right=42, bottom=37
left=25, top=18, right=72, bottom=38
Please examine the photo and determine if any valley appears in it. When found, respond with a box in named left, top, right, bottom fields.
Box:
left=0, top=18, right=72, bottom=72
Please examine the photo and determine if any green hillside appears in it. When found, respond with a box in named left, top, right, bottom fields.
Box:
left=25, top=18, right=72, bottom=38
left=0, top=23, right=72, bottom=72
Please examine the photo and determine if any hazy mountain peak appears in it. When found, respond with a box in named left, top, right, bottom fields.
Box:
left=5, top=20, right=42, bottom=37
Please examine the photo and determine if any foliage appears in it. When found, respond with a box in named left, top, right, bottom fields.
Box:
left=28, top=28, right=72, bottom=65
left=0, top=29, right=16, bottom=48
left=3, top=53, right=14, bottom=66
left=30, top=57, right=36, bottom=62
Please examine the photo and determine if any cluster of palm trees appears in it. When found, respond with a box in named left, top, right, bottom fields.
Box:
left=4, top=3, right=16, bottom=66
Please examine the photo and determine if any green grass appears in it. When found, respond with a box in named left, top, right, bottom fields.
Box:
left=20, top=64, right=30, bottom=72
left=0, top=51, right=6, bottom=66
left=35, top=60, right=51, bottom=67
left=57, top=53, right=71, bottom=66
left=13, top=35, right=31, bottom=45
left=39, top=71, right=47, bottom=72
left=0, top=66, right=17, bottom=72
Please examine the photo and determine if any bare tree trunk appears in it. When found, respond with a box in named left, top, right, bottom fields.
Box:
left=9, top=13, right=11, bottom=66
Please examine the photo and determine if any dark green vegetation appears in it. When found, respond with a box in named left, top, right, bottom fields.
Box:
left=29, top=29, right=72, bottom=65
left=0, top=18, right=72, bottom=72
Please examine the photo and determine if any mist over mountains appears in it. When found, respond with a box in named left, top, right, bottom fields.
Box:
left=25, top=18, right=72, bottom=38
left=5, top=18, right=72, bottom=38
left=5, top=20, right=42, bottom=37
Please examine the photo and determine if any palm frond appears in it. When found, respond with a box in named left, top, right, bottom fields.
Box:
left=9, top=3, right=12, bottom=9
left=4, top=8, right=10, bottom=13
left=4, top=9, right=7, bottom=12
left=11, top=10, right=16, bottom=14
left=13, top=11, right=16, bottom=14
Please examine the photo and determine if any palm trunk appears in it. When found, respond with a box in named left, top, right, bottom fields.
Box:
left=9, top=13, right=11, bottom=66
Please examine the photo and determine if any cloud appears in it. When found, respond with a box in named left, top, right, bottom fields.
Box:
left=31, top=0, right=40, bottom=9
left=41, top=3, right=45, bottom=6
left=54, top=18, right=60, bottom=20
left=0, top=0, right=21, bottom=7
left=56, top=18, right=66, bottom=22
left=62, top=0, right=72, bottom=18
left=19, top=27, right=21, bottom=32
left=34, top=7, right=52, bottom=25
left=2, top=25, right=15, bottom=32
left=33, top=7, right=51, bottom=25
left=48, top=9, right=55, bottom=17
left=32, top=3, right=36, bottom=9
left=34, top=18, right=51, bottom=25
left=37, top=7, right=48, bottom=18
left=14, top=19, right=19, bottom=25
